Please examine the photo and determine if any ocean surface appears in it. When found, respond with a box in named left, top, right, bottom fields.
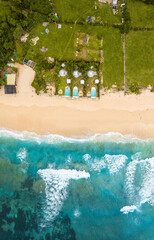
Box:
left=0, top=130, right=153, bottom=240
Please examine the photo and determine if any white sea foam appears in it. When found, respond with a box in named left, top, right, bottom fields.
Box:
left=83, top=154, right=91, bottom=162
left=138, top=157, right=154, bottom=206
left=125, top=159, right=138, bottom=200
left=120, top=205, right=137, bottom=214
left=74, top=209, right=81, bottom=218
left=0, top=128, right=152, bottom=143
left=66, top=154, right=72, bottom=163
left=84, top=154, right=127, bottom=174
left=90, top=157, right=106, bottom=172
left=125, top=155, right=154, bottom=207
left=105, top=154, right=127, bottom=174
left=17, top=147, right=27, bottom=162
left=38, top=169, right=90, bottom=226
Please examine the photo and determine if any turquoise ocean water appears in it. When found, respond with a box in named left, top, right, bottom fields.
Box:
left=0, top=129, right=153, bottom=240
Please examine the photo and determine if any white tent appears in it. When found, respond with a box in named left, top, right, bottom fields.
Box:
left=59, top=69, right=68, bottom=77
left=73, top=70, right=81, bottom=78
left=95, top=79, right=99, bottom=84
left=61, top=63, right=65, bottom=67
left=87, top=70, right=97, bottom=78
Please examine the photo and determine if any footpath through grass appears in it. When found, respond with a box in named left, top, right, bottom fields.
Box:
left=126, top=31, right=154, bottom=87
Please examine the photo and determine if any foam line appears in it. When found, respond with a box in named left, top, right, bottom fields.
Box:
left=0, top=128, right=153, bottom=143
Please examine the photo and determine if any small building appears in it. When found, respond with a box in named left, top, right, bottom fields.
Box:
left=80, top=80, right=85, bottom=85
left=58, top=24, right=62, bottom=29
left=23, top=59, right=36, bottom=69
left=113, top=0, right=118, bottom=7
left=5, top=74, right=16, bottom=94
left=67, top=79, right=71, bottom=84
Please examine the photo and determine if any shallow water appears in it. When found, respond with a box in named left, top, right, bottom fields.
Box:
left=0, top=130, right=154, bottom=240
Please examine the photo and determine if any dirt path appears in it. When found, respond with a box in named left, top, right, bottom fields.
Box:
left=14, top=63, right=36, bottom=96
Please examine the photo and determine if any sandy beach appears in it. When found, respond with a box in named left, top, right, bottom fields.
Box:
left=0, top=64, right=154, bottom=139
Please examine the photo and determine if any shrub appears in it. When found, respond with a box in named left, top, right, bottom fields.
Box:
left=0, top=77, right=6, bottom=86
left=31, top=74, right=46, bottom=94
left=12, top=67, right=18, bottom=73
left=151, top=86, right=154, bottom=92
left=129, top=83, right=140, bottom=94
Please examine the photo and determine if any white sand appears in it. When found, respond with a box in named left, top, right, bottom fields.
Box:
left=0, top=64, right=154, bottom=139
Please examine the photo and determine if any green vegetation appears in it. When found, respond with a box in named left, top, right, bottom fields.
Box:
left=120, top=5, right=131, bottom=34
left=126, top=31, right=154, bottom=87
left=0, top=0, right=52, bottom=67
left=53, top=0, right=120, bottom=24
left=101, top=28, right=124, bottom=88
left=0, top=0, right=153, bottom=94
left=127, top=0, right=154, bottom=28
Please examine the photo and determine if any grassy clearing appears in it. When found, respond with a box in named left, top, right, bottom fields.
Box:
left=77, top=26, right=124, bottom=88
left=25, top=23, right=75, bottom=60
left=127, top=0, right=154, bottom=28
left=16, top=23, right=102, bottom=61
left=101, top=28, right=124, bottom=88
left=53, top=0, right=120, bottom=24
left=16, top=23, right=124, bottom=89
left=126, top=31, right=154, bottom=87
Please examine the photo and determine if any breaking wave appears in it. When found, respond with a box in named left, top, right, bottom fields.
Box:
left=83, top=154, right=128, bottom=174
left=120, top=205, right=137, bottom=214
left=38, top=169, right=90, bottom=227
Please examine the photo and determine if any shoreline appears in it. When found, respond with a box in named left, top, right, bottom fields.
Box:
left=0, top=98, right=154, bottom=140
left=0, top=63, right=154, bottom=140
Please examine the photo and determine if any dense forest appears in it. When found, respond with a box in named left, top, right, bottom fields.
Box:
left=0, top=0, right=52, bottom=67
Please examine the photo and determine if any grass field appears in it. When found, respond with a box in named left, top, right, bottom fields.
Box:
left=127, top=0, right=154, bottom=28
left=16, top=23, right=124, bottom=89
left=126, top=31, right=154, bottom=87
left=101, top=28, right=124, bottom=88
left=53, top=0, right=120, bottom=24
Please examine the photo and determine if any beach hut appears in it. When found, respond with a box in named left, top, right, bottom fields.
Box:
left=59, top=69, right=67, bottom=77
left=73, top=87, right=78, bottom=97
left=65, top=86, right=70, bottom=97
left=87, top=70, right=97, bottom=78
left=91, top=87, right=96, bottom=98
left=5, top=74, right=16, bottom=94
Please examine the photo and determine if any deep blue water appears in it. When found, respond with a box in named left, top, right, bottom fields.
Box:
left=0, top=130, right=154, bottom=240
